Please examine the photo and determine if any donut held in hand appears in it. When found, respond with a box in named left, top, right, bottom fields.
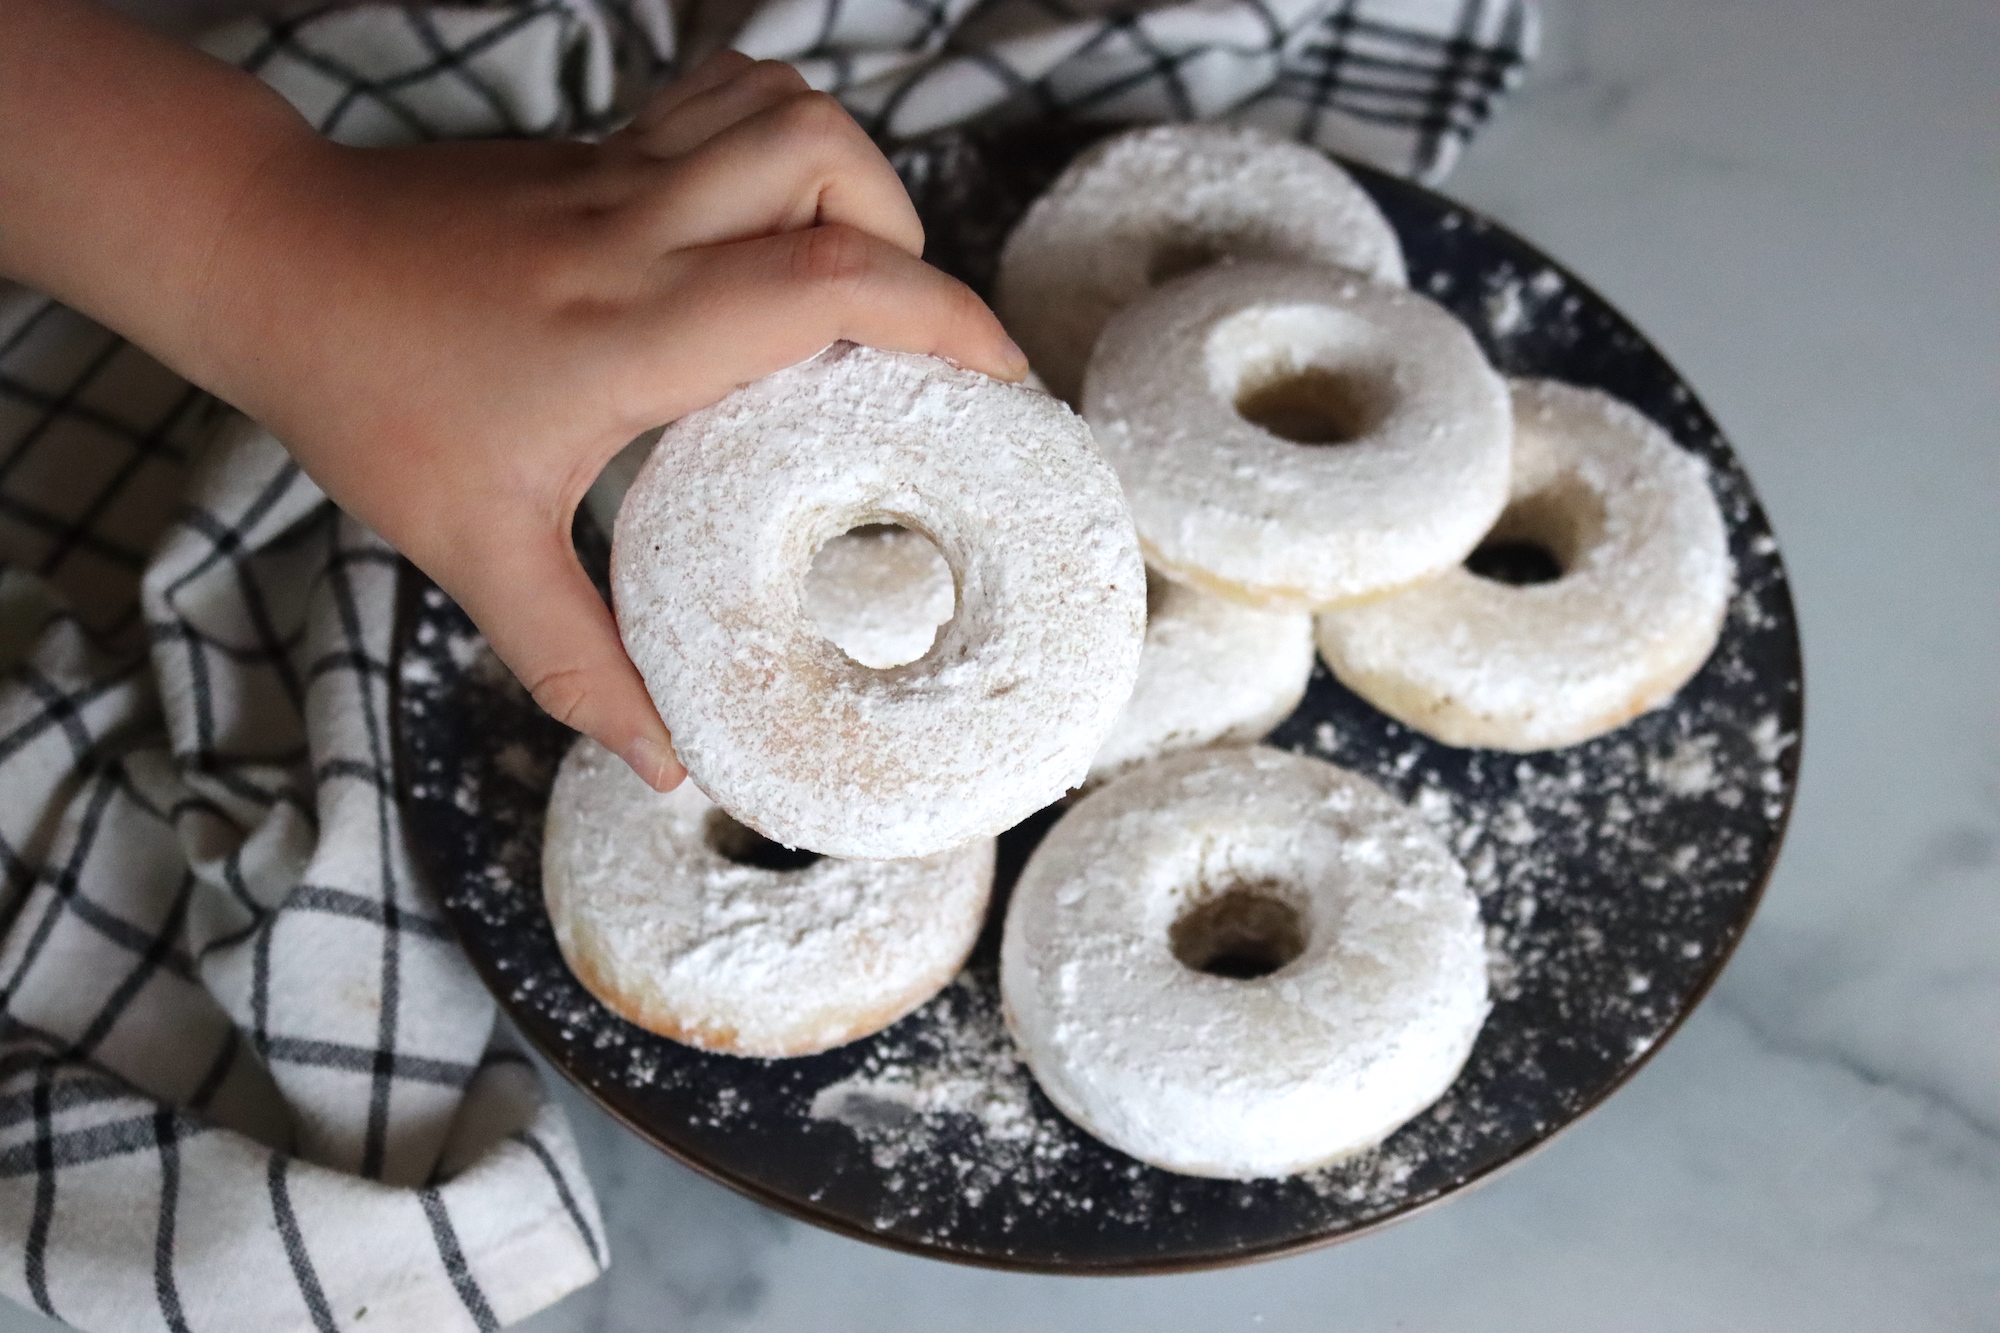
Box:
left=1001, top=747, right=1489, bottom=1179
left=1314, top=379, right=1732, bottom=750
left=1084, top=260, right=1512, bottom=608
left=614, top=343, right=1146, bottom=859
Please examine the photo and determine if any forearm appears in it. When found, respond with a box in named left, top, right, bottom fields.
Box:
left=0, top=0, right=317, bottom=383
left=0, top=33, right=1021, bottom=791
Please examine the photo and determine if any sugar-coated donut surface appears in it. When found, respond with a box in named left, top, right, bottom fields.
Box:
left=597, top=451, right=958, bottom=674
left=996, top=124, right=1408, bottom=402
left=544, top=738, right=994, bottom=1058
left=614, top=344, right=1146, bottom=860
left=1087, top=571, right=1314, bottom=786
left=1315, top=379, right=1733, bottom=751
left=1085, top=260, right=1512, bottom=608
left=1001, top=747, right=1489, bottom=1179
left=789, top=528, right=1307, bottom=785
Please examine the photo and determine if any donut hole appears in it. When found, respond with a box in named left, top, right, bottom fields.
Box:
left=704, top=809, right=824, bottom=872
left=1146, top=237, right=1229, bottom=287
left=1464, top=539, right=1562, bottom=586
left=1170, top=883, right=1308, bottom=980
left=1233, top=366, right=1392, bottom=445
left=803, top=522, right=956, bottom=669
left=1209, top=305, right=1397, bottom=446
left=1465, top=481, right=1605, bottom=586
left=1144, top=566, right=1172, bottom=621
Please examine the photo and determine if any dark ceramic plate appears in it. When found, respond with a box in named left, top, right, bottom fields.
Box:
left=394, top=125, right=1802, bottom=1274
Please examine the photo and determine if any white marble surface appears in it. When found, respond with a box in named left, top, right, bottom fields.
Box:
left=9, top=0, right=1997, bottom=1329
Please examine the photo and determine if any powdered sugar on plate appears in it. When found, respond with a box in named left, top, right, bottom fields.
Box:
left=807, top=978, right=1075, bottom=1224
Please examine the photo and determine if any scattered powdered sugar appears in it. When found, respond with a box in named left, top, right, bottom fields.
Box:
left=1485, top=281, right=1526, bottom=337
left=813, top=1068, right=1035, bottom=1146
left=795, top=964, right=1513, bottom=1233
left=1649, top=734, right=1721, bottom=796
left=805, top=977, right=1082, bottom=1221
left=1484, top=266, right=1570, bottom=339
left=1361, top=688, right=1796, bottom=1019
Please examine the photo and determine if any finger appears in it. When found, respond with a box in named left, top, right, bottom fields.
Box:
left=635, top=92, right=923, bottom=257
left=641, top=225, right=1026, bottom=420
left=627, top=49, right=755, bottom=132
left=631, top=59, right=810, bottom=160
left=442, top=522, right=685, bottom=792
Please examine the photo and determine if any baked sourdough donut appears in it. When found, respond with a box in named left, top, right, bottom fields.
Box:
left=1084, top=260, right=1512, bottom=608
left=1002, top=747, right=1488, bottom=1178
left=996, top=124, right=1407, bottom=402
left=544, top=738, right=994, bottom=1057
left=1087, top=570, right=1314, bottom=786
left=1315, top=379, right=1733, bottom=750
left=614, top=343, right=1146, bottom=860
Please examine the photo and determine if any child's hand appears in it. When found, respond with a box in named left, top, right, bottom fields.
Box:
left=192, top=51, right=1023, bottom=790
left=0, top=8, right=1026, bottom=792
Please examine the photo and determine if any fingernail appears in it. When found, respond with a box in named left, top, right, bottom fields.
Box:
left=622, top=736, right=684, bottom=792
left=1001, top=337, right=1029, bottom=377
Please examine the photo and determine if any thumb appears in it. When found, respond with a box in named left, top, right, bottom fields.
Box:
left=440, top=520, right=685, bottom=792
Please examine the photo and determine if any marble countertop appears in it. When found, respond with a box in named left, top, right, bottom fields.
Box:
left=509, top=4, right=1997, bottom=1329
left=9, top=0, right=1993, bottom=1329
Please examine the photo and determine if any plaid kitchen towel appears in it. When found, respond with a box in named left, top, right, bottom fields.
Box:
left=730, top=0, right=1537, bottom=180
left=0, top=0, right=1531, bottom=1329
left=0, top=8, right=667, bottom=1331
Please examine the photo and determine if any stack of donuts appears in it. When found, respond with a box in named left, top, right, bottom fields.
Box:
left=1001, top=124, right=1731, bottom=754
left=542, top=125, right=1733, bottom=1182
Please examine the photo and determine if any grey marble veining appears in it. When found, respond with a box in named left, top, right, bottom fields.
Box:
left=4, top=0, right=1993, bottom=1329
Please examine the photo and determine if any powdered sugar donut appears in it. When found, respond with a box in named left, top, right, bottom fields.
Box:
left=1314, top=379, right=1733, bottom=751
left=1084, top=260, right=1512, bottom=608
left=1001, top=747, right=1489, bottom=1179
left=544, top=738, right=993, bottom=1057
left=614, top=343, right=1146, bottom=860
left=1087, top=571, right=1314, bottom=785
left=997, top=124, right=1407, bottom=402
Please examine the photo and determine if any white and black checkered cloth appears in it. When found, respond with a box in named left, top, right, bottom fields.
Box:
left=736, top=0, right=1536, bottom=181
left=0, top=0, right=1530, bottom=1329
